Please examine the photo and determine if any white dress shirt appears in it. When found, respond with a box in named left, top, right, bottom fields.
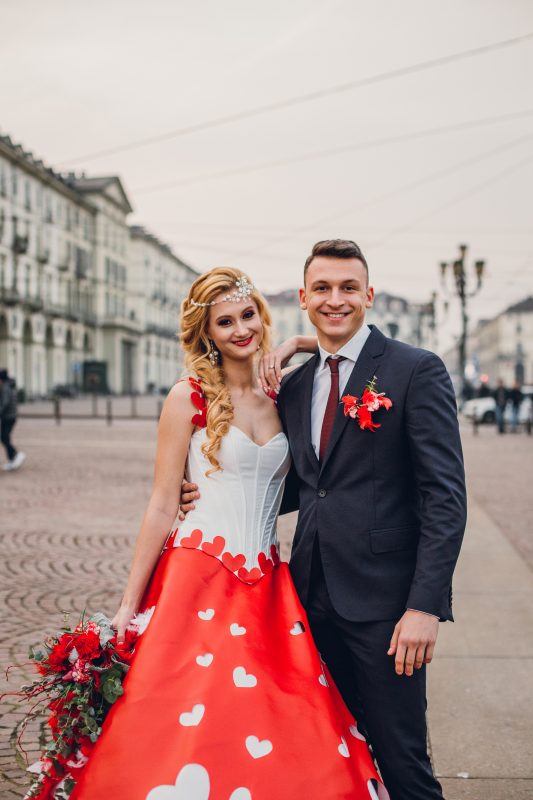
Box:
left=310, top=324, right=371, bottom=457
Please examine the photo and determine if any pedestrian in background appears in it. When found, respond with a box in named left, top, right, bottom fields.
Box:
left=508, top=380, right=524, bottom=433
left=0, top=369, right=26, bottom=471
left=492, top=378, right=508, bottom=435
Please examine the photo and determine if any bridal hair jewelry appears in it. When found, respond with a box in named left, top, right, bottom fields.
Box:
left=208, top=339, right=219, bottom=366
left=190, top=276, right=254, bottom=307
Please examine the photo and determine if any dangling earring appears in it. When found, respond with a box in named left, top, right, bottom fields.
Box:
left=208, top=339, right=219, bottom=366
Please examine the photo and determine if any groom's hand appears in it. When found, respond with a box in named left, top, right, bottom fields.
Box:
left=178, top=480, right=200, bottom=521
left=387, top=610, right=439, bottom=677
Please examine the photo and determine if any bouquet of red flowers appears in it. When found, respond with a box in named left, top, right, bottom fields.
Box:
left=3, top=607, right=154, bottom=799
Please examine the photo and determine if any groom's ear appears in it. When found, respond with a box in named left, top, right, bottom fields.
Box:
left=299, top=287, right=308, bottom=310
left=365, top=286, right=375, bottom=308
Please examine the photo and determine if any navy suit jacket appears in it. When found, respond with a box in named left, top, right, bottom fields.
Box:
left=277, top=325, right=467, bottom=623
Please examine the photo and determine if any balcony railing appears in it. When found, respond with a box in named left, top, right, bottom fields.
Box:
left=0, top=286, right=19, bottom=305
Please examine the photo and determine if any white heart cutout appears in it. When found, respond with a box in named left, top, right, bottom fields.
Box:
left=229, top=790, right=252, bottom=800
left=290, top=622, right=305, bottom=636
left=230, top=623, right=246, bottom=636
left=198, top=609, right=215, bottom=621
left=196, top=653, right=214, bottom=668
left=338, top=736, right=350, bottom=758
left=179, top=704, right=205, bottom=727
left=146, top=763, right=210, bottom=800
left=318, top=673, right=328, bottom=687
left=245, top=735, right=273, bottom=759
left=368, top=778, right=389, bottom=799
left=233, top=666, right=257, bottom=688
left=349, top=723, right=366, bottom=741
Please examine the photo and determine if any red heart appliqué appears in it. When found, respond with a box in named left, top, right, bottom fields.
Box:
left=222, top=552, right=247, bottom=572
left=191, top=391, right=204, bottom=411
left=202, top=536, right=226, bottom=558
left=165, top=528, right=179, bottom=548
left=238, top=567, right=262, bottom=583
left=180, top=529, right=203, bottom=549
left=258, top=552, right=274, bottom=574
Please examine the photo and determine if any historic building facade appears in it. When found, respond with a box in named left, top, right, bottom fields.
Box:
left=129, top=225, right=197, bottom=391
left=468, top=296, right=533, bottom=385
left=0, top=134, right=197, bottom=397
left=264, top=288, right=422, bottom=350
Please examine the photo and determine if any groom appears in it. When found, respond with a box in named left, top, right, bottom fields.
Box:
left=275, top=240, right=465, bottom=800
left=183, top=240, right=466, bottom=799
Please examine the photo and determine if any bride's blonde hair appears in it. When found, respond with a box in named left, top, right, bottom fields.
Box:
left=180, top=267, right=272, bottom=474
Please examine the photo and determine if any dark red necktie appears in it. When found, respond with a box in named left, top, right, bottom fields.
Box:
left=319, top=356, right=346, bottom=462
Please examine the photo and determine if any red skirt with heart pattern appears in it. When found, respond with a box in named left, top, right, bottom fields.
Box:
left=69, top=545, right=389, bottom=800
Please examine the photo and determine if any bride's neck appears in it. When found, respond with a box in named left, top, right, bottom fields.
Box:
left=222, top=358, right=256, bottom=393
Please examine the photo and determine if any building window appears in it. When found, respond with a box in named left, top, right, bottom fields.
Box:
left=11, top=167, right=18, bottom=199
left=44, top=194, right=53, bottom=223
left=0, top=166, right=6, bottom=197
left=0, top=254, right=5, bottom=288
left=24, top=180, right=31, bottom=211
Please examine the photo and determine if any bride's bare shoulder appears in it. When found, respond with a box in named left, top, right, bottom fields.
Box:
left=163, top=377, right=207, bottom=429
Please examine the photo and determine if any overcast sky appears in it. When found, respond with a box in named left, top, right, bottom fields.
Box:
left=2, top=0, right=532, bottom=349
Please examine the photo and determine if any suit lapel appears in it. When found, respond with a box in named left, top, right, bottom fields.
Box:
left=319, top=326, right=386, bottom=475
left=301, top=352, right=320, bottom=471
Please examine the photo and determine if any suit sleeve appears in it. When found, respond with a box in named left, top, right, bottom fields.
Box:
left=404, top=352, right=467, bottom=619
left=276, top=387, right=301, bottom=515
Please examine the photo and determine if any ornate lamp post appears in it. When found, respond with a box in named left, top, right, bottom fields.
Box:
left=440, top=244, right=485, bottom=396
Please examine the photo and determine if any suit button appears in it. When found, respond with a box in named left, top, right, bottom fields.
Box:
left=318, top=489, right=327, bottom=498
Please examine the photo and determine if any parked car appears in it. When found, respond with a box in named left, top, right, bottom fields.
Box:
left=462, top=385, right=533, bottom=425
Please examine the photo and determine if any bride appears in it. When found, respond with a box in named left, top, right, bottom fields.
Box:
left=68, top=267, right=389, bottom=800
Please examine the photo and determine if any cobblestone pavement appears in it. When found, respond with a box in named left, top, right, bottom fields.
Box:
left=0, top=415, right=531, bottom=798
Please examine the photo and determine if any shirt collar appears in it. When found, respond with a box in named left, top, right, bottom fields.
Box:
left=317, top=323, right=371, bottom=370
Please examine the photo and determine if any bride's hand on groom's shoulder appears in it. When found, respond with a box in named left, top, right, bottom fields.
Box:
left=387, top=609, right=439, bottom=677
left=259, top=335, right=310, bottom=394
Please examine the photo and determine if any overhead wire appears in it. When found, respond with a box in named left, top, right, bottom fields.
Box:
left=62, top=32, right=533, bottom=165
left=133, top=108, right=533, bottom=194
left=217, top=131, right=533, bottom=258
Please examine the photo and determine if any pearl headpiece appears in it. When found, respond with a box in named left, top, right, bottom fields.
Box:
left=190, top=276, right=255, bottom=307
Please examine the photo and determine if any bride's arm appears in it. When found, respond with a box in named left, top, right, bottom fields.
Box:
left=259, top=335, right=317, bottom=394
left=112, top=381, right=195, bottom=642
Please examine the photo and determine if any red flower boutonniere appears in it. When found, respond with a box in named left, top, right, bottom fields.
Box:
left=341, top=375, right=393, bottom=432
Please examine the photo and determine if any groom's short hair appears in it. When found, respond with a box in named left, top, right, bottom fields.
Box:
left=304, top=239, right=369, bottom=284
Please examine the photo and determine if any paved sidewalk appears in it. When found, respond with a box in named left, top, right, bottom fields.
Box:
left=425, top=496, right=533, bottom=799
left=1, top=418, right=532, bottom=799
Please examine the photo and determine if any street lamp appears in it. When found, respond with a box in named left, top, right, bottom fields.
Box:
left=440, top=244, right=485, bottom=397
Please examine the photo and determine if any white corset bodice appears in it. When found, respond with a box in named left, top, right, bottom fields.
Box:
left=168, top=425, right=290, bottom=579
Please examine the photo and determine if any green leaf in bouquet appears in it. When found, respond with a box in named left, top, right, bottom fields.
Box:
left=89, top=611, right=115, bottom=646
left=31, top=647, right=47, bottom=662
left=101, top=677, right=124, bottom=704
left=84, top=715, right=98, bottom=733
